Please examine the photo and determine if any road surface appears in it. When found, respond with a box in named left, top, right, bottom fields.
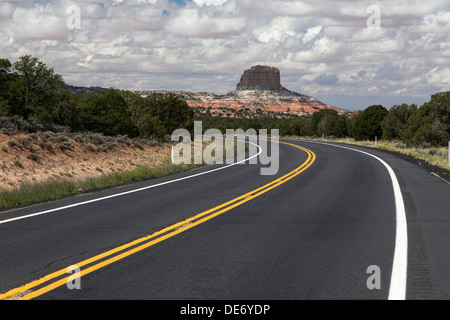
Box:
left=0, top=138, right=449, bottom=303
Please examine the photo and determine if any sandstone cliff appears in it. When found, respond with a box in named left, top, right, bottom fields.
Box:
left=138, top=66, right=351, bottom=117
left=236, top=65, right=282, bottom=91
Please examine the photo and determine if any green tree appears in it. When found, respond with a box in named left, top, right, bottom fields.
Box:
left=148, top=92, right=194, bottom=135
left=286, top=118, right=307, bottom=136
left=316, top=110, right=348, bottom=138
left=0, top=58, right=12, bottom=95
left=305, top=109, right=348, bottom=137
left=381, top=103, right=417, bottom=140
left=8, top=55, right=65, bottom=120
left=309, top=109, right=331, bottom=136
left=401, top=92, right=450, bottom=147
left=426, top=91, right=450, bottom=143
left=79, top=88, right=139, bottom=137
left=49, top=89, right=83, bottom=130
left=0, top=58, right=13, bottom=116
left=400, top=103, right=431, bottom=145
left=351, top=105, right=388, bottom=141
left=131, top=92, right=194, bottom=139
left=410, top=123, right=445, bottom=147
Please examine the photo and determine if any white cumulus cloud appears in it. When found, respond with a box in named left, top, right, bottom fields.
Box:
left=0, top=0, right=449, bottom=110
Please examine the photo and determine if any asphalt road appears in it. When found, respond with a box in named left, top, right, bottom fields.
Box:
left=0, top=138, right=449, bottom=302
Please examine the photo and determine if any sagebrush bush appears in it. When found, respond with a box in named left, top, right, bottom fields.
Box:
left=7, top=139, right=22, bottom=149
left=58, top=141, right=73, bottom=151
left=0, top=115, right=45, bottom=135
left=27, top=153, right=41, bottom=162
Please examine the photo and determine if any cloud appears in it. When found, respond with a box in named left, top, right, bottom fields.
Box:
left=192, top=0, right=228, bottom=6
left=314, top=73, right=339, bottom=86
left=253, top=16, right=298, bottom=43
left=302, top=25, right=323, bottom=43
left=5, top=5, right=68, bottom=40
left=0, top=0, right=449, bottom=110
left=426, top=67, right=450, bottom=90
left=167, top=8, right=246, bottom=38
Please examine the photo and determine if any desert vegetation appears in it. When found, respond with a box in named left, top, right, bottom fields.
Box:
left=0, top=55, right=196, bottom=209
left=1, top=55, right=449, bottom=208
left=197, top=92, right=450, bottom=150
left=196, top=92, right=450, bottom=172
left=0, top=56, right=193, bottom=140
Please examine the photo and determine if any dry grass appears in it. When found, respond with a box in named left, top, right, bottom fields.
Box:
left=286, top=135, right=450, bottom=171
left=0, top=131, right=167, bottom=191
left=0, top=132, right=244, bottom=210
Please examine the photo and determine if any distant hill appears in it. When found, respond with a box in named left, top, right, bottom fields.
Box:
left=68, top=66, right=354, bottom=118
left=137, top=66, right=354, bottom=117
left=64, top=85, right=106, bottom=95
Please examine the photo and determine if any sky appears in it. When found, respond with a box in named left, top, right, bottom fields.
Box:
left=0, top=0, right=449, bottom=111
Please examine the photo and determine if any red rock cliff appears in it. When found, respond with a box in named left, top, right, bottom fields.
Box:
left=137, top=66, right=353, bottom=117
left=236, top=65, right=282, bottom=91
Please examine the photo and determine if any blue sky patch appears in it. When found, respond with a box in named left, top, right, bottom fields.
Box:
left=169, top=0, right=192, bottom=6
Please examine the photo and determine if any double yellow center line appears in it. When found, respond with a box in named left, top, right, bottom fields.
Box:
left=0, top=141, right=315, bottom=300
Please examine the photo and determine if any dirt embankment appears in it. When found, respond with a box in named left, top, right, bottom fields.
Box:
left=0, top=131, right=171, bottom=191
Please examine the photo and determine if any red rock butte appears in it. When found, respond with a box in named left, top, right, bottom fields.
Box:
left=236, top=65, right=282, bottom=91
left=138, top=65, right=352, bottom=117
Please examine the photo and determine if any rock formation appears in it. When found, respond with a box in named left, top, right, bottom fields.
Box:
left=236, top=65, right=282, bottom=91
left=137, top=65, right=352, bottom=117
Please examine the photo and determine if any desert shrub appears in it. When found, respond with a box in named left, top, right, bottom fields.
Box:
left=96, top=145, right=107, bottom=152
left=50, top=133, right=69, bottom=143
left=13, top=160, right=23, bottom=168
left=58, top=141, right=73, bottom=151
left=7, top=139, right=22, bottom=149
left=83, top=144, right=97, bottom=153
left=0, top=115, right=45, bottom=134
left=84, top=132, right=107, bottom=145
left=105, top=141, right=118, bottom=150
left=146, top=139, right=160, bottom=146
left=132, top=140, right=144, bottom=150
left=17, top=137, right=36, bottom=152
left=116, top=134, right=131, bottom=145
left=27, top=153, right=41, bottom=162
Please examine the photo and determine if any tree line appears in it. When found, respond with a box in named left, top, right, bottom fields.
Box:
left=197, top=93, right=450, bottom=148
left=1, top=55, right=449, bottom=147
left=0, top=55, right=193, bottom=140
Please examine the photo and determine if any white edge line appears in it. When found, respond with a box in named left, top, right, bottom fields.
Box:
left=0, top=138, right=262, bottom=225
left=293, top=139, right=408, bottom=300
left=430, top=172, right=450, bottom=185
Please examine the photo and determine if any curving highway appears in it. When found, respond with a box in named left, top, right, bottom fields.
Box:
left=0, top=138, right=449, bottom=302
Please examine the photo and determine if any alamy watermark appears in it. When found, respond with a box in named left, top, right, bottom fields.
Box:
left=66, top=265, right=81, bottom=290
left=66, top=5, right=81, bottom=30
left=171, top=121, right=280, bottom=176
left=366, top=265, right=381, bottom=290
left=367, top=5, right=381, bottom=29
left=66, top=4, right=381, bottom=33
left=64, top=4, right=381, bottom=31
